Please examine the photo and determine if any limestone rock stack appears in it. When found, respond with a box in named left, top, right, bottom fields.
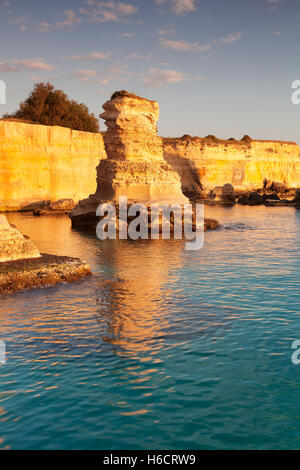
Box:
left=71, top=91, right=188, bottom=228
left=0, top=215, right=40, bottom=262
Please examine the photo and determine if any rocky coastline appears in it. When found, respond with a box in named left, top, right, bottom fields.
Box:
left=0, top=215, right=91, bottom=296
left=1, top=90, right=299, bottom=295
left=198, top=183, right=300, bottom=208
left=0, top=254, right=91, bottom=296
left=0, top=94, right=299, bottom=214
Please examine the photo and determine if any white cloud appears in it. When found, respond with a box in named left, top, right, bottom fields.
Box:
left=37, top=10, right=81, bottom=32
left=29, top=75, right=40, bottom=82
left=8, top=17, right=28, bottom=31
left=160, top=38, right=211, bottom=53
left=0, top=58, right=53, bottom=72
left=126, top=53, right=152, bottom=60
left=37, top=22, right=52, bottom=32
left=81, top=1, right=138, bottom=23
left=73, top=64, right=131, bottom=85
left=11, top=58, right=54, bottom=71
left=158, top=28, right=175, bottom=36
left=0, top=0, right=11, bottom=7
left=0, top=61, right=18, bottom=72
left=267, top=0, right=280, bottom=3
left=73, top=69, right=98, bottom=83
left=56, top=10, right=82, bottom=28
left=66, top=51, right=110, bottom=60
left=272, top=31, right=281, bottom=35
left=220, top=32, right=241, bottom=43
left=120, top=32, right=135, bottom=37
left=143, top=67, right=187, bottom=87
left=9, top=17, right=27, bottom=25
left=155, top=0, right=197, bottom=15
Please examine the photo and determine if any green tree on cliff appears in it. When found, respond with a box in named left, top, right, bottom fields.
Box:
left=4, top=82, right=99, bottom=132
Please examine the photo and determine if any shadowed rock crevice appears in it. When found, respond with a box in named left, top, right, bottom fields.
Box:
left=163, top=152, right=204, bottom=200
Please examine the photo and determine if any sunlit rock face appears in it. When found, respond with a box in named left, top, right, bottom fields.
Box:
left=100, top=91, right=163, bottom=162
left=163, top=136, right=300, bottom=198
left=0, top=121, right=106, bottom=211
left=71, top=92, right=189, bottom=227
left=0, top=215, right=40, bottom=262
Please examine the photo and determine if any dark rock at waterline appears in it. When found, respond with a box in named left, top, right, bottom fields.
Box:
left=0, top=254, right=91, bottom=296
left=70, top=206, right=220, bottom=233
left=33, top=199, right=76, bottom=216
left=237, top=190, right=280, bottom=206
left=271, top=182, right=287, bottom=194
left=263, top=180, right=288, bottom=194
left=208, top=184, right=235, bottom=203
left=293, top=189, right=300, bottom=204
left=21, top=200, right=51, bottom=212
left=204, top=218, right=220, bottom=231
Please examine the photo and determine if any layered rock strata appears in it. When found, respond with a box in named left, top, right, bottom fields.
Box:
left=71, top=92, right=189, bottom=229
left=0, top=121, right=106, bottom=211
left=1, top=119, right=299, bottom=212
left=163, top=136, right=300, bottom=198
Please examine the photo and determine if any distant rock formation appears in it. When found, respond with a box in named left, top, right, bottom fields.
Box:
left=0, top=215, right=40, bottom=262
left=71, top=91, right=189, bottom=228
left=163, top=136, right=300, bottom=198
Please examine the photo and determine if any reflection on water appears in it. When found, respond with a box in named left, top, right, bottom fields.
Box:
left=0, top=206, right=300, bottom=450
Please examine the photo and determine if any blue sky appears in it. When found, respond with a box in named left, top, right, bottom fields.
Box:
left=0, top=0, right=299, bottom=143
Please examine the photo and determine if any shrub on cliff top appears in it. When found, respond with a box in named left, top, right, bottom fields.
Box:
left=241, top=135, right=252, bottom=143
left=110, top=90, right=147, bottom=101
left=204, top=134, right=219, bottom=143
left=181, top=134, right=193, bottom=140
left=4, top=82, right=99, bottom=133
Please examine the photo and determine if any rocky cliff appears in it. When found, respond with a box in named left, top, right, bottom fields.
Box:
left=163, top=136, right=300, bottom=197
left=1, top=109, right=300, bottom=213
left=0, top=121, right=106, bottom=211
left=71, top=92, right=188, bottom=228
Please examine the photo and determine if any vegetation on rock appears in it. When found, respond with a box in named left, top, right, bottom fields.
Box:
left=2, top=82, right=99, bottom=132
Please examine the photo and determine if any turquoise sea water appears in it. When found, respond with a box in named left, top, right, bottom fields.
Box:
left=0, top=205, right=299, bottom=450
